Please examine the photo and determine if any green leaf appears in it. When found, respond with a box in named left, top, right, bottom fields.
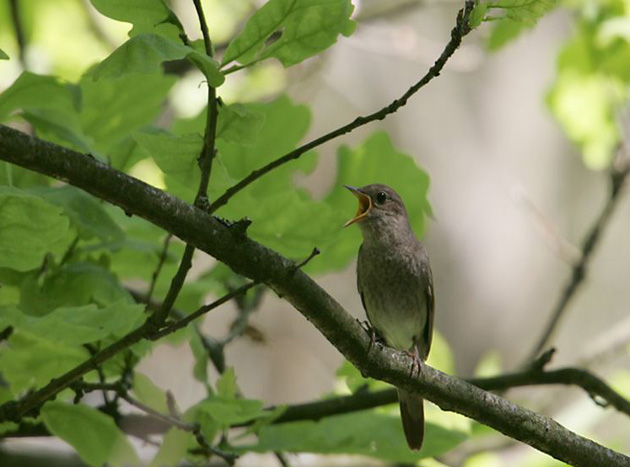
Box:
left=41, top=401, right=140, bottom=467
left=336, top=359, right=389, bottom=393
left=546, top=20, right=629, bottom=170
left=547, top=71, right=625, bottom=169
left=486, top=0, right=558, bottom=50
left=132, top=372, right=169, bottom=413
left=189, top=327, right=210, bottom=387
left=29, top=186, right=124, bottom=242
left=241, top=411, right=466, bottom=462
left=426, top=332, right=456, bottom=375
left=210, top=96, right=341, bottom=261
left=89, top=0, right=183, bottom=38
left=0, top=161, right=51, bottom=189
left=90, top=0, right=170, bottom=26
left=0, top=48, right=8, bottom=60
left=320, top=131, right=431, bottom=273
left=79, top=72, right=176, bottom=156
left=469, top=3, right=489, bottom=29
left=222, top=0, right=355, bottom=67
left=474, top=351, right=503, bottom=377
left=133, top=130, right=203, bottom=201
left=90, top=34, right=224, bottom=86
left=0, top=74, right=88, bottom=151
left=149, top=427, right=193, bottom=467
left=0, top=331, right=88, bottom=392
left=217, top=367, right=238, bottom=398
left=20, top=262, right=134, bottom=314
left=0, top=186, right=71, bottom=271
left=186, top=50, right=226, bottom=86
left=0, top=72, right=79, bottom=123
left=1, top=301, right=143, bottom=346
left=0, top=422, right=19, bottom=435
left=197, top=396, right=266, bottom=427
left=217, top=103, right=266, bottom=145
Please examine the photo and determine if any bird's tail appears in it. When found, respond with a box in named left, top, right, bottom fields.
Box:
left=398, top=388, right=424, bottom=450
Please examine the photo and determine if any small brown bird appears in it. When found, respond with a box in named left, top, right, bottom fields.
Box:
left=344, top=184, right=434, bottom=450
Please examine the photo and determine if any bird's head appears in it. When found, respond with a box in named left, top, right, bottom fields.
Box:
left=344, top=184, right=409, bottom=237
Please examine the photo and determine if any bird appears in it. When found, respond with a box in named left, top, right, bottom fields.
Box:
left=344, top=183, right=434, bottom=451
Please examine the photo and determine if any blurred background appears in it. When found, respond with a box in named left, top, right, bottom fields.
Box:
left=1, top=0, right=630, bottom=465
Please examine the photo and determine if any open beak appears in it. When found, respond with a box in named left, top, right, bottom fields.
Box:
left=344, top=185, right=372, bottom=227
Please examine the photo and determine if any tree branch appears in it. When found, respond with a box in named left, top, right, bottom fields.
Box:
left=9, top=0, right=27, bottom=68
left=146, top=0, right=220, bottom=329
left=145, top=234, right=172, bottom=305
left=207, top=0, right=475, bottom=214
left=525, top=156, right=630, bottom=363
left=256, top=358, right=630, bottom=426
left=0, top=125, right=628, bottom=465
left=150, top=281, right=260, bottom=340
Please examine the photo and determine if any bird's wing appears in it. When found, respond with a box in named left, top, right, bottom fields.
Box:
left=423, top=267, right=435, bottom=360
left=357, top=243, right=368, bottom=313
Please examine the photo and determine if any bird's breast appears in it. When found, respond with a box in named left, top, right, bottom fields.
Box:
left=357, top=244, right=429, bottom=351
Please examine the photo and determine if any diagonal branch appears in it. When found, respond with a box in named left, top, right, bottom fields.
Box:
left=525, top=157, right=630, bottom=363
left=207, top=0, right=475, bottom=213
left=0, top=125, right=628, bottom=466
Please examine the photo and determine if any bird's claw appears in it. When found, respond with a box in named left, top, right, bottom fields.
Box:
left=403, top=347, right=424, bottom=378
left=356, top=319, right=384, bottom=353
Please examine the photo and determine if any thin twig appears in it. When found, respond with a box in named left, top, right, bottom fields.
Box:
left=192, top=0, right=219, bottom=206
left=59, top=235, right=80, bottom=267
left=122, top=393, right=237, bottom=464
left=290, top=247, right=320, bottom=272
left=146, top=234, right=172, bottom=305
left=9, top=0, right=26, bottom=68
left=146, top=244, right=195, bottom=328
left=578, top=313, right=630, bottom=367
left=525, top=159, right=630, bottom=363
left=151, top=281, right=261, bottom=340
left=147, top=0, right=221, bottom=329
left=512, top=186, right=580, bottom=264
left=83, top=343, right=111, bottom=405
left=207, top=0, right=475, bottom=213
left=0, top=326, right=13, bottom=343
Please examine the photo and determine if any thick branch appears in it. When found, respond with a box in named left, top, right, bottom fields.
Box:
left=207, top=0, right=475, bottom=213
left=0, top=125, right=628, bottom=466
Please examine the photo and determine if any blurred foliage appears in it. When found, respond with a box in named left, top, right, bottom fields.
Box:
left=0, top=0, right=620, bottom=465
left=475, top=0, right=630, bottom=169
left=547, top=0, right=630, bottom=169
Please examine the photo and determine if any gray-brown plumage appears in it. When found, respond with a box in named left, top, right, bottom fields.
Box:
left=345, top=184, right=434, bottom=451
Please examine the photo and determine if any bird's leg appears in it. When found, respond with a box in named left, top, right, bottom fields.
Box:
left=403, top=343, right=424, bottom=378
left=356, top=319, right=384, bottom=353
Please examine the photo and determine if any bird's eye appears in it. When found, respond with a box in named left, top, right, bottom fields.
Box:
left=375, top=192, right=387, bottom=205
